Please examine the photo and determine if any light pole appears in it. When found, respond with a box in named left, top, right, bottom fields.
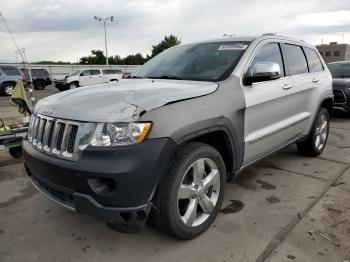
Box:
left=94, top=16, right=114, bottom=65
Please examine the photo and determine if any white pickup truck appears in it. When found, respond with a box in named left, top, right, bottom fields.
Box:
left=55, top=69, right=123, bottom=91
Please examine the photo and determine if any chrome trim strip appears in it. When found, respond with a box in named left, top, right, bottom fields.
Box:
left=30, top=178, right=76, bottom=211
left=247, top=115, right=309, bottom=145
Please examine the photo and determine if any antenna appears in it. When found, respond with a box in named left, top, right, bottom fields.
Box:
left=0, top=11, right=36, bottom=106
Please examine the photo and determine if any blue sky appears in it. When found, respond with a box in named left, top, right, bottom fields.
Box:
left=0, top=0, right=350, bottom=62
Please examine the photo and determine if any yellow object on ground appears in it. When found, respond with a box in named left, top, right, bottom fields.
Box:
left=10, top=80, right=31, bottom=115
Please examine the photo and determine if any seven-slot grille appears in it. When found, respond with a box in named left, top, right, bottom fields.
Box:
left=28, top=114, right=80, bottom=160
left=333, top=89, right=347, bottom=105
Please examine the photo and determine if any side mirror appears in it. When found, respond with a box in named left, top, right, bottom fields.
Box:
left=79, top=73, right=84, bottom=76
left=245, top=62, right=281, bottom=85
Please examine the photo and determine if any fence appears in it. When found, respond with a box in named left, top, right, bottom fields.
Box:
left=4, top=64, right=140, bottom=79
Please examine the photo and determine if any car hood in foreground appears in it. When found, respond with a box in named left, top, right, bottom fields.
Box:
left=36, top=79, right=218, bottom=122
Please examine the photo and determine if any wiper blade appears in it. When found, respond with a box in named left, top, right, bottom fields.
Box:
left=131, top=75, right=143, bottom=79
left=149, top=75, right=183, bottom=80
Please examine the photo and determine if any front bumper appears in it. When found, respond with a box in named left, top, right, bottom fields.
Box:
left=54, top=80, right=69, bottom=91
left=23, top=138, right=177, bottom=225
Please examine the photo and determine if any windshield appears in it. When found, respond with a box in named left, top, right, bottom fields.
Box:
left=132, top=41, right=250, bottom=82
left=328, top=63, right=350, bottom=78
left=69, top=70, right=80, bottom=76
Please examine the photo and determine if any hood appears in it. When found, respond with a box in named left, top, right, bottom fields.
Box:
left=36, top=79, right=218, bottom=122
left=333, top=78, right=350, bottom=87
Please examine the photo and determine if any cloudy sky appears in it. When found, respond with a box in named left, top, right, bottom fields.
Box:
left=0, top=0, right=350, bottom=63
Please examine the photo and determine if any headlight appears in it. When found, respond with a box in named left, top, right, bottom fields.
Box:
left=90, top=122, right=151, bottom=146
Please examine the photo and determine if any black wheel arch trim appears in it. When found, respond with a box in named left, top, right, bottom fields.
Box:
left=170, top=118, right=244, bottom=173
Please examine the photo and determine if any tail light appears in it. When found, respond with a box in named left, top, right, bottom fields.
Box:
left=22, top=75, right=27, bottom=82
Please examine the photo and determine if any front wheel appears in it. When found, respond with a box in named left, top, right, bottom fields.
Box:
left=297, top=108, right=330, bottom=157
left=9, top=146, right=23, bottom=158
left=69, top=82, right=79, bottom=89
left=153, top=142, right=226, bottom=239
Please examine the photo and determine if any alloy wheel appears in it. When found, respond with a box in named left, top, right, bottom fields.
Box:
left=315, top=113, right=328, bottom=151
left=177, top=158, right=220, bottom=227
left=5, top=85, right=14, bottom=96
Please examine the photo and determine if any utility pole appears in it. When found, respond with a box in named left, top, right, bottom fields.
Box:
left=94, top=16, right=114, bottom=65
left=0, top=11, right=36, bottom=107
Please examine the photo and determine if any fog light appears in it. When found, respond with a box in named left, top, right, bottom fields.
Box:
left=87, top=178, right=116, bottom=195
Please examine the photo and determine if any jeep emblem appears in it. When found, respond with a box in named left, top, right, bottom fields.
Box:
left=42, top=107, right=53, bottom=115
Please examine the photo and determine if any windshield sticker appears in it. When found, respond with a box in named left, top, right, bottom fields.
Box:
left=218, top=44, right=248, bottom=50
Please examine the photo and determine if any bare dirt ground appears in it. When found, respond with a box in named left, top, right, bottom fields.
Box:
left=0, top=88, right=350, bottom=262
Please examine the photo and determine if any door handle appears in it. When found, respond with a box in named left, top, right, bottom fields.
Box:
left=283, top=84, right=293, bottom=90
left=312, top=78, right=320, bottom=83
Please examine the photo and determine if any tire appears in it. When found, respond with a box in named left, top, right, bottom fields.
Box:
left=34, top=80, right=46, bottom=90
left=9, top=146, right=23, bottom=158
left=2, top=82, right=16, bottom=96
left=152, top=142, right=226, bottom=239
left=69, top=82, right=79, bottom=89
left=297, top=108, right=330, bottom=157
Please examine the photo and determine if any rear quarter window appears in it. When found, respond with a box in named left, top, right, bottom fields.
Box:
left=1, top=67, right=21, bottom=76
left=304, top=48, right=324, bottom=73
left=32, top=69, right=49, bottom=77
left=283, top=44, right=308, bottom=76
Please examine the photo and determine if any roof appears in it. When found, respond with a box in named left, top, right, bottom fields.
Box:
left=190, top=35, right=315, bottom=48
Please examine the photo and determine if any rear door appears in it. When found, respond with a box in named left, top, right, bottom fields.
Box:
left=89, top=69, right=103, bottom=84
left=242, top=41, right=311, bottom=165
left=302, top=47, right=329, bottom=134
left=78, top=70, right=92, bottom=86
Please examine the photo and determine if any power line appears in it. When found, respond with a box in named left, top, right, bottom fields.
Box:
left=0, top=11, right=36, bottom=106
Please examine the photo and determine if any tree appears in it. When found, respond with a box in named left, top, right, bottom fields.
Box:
left=123, top=53, right=146, bottom=65
left=149, top=35, right=181, bottom=58
left=79, top=49, right=106, bottom=64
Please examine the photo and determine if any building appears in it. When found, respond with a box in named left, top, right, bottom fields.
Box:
left=316, top=42, right=350, bottom=64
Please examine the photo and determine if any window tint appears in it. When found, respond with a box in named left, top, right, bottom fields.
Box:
left=1, top=67, right=21, bottom=76
left=102, top=69, right=122, bottom=74
left=304, top=48, right=324, bottom=73
left=80, top=70, right=91, bottom=76
left=251, top=42, right=284, bottom=76
left=284, top=44, right=308, bottom=76
left=90, top=70, right=100, bottom=75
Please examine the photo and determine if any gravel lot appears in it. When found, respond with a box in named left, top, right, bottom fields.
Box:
left=0, top=86, right=350, bottom=262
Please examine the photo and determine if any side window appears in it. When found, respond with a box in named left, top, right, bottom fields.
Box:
left=284, top=44, right=308, bottom=76
left=251, top=42, right=285, bottom=77
left=81, top=70, right=91, bottom=76
left=304, top=48, right=324, bottom=73
left=90, top=70, right=101, bottom=75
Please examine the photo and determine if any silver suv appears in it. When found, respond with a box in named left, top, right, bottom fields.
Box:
left=23, top=35, right=333, bottom=239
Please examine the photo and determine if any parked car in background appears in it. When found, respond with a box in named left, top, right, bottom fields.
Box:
left=0, top=65, right=28, bottom=96
left=24, top=35, right=333, bottom=239
left=328, top=61, right=350, bottom=114
left=55, top=68, right=123, bottom=91
left=20, top=68, right=52, bottom=90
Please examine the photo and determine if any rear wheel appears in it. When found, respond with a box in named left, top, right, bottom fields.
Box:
left=2, top=83, right=15, bottom=96
left=34, top=80, right=45, bottom=90
left=153, top=142, right=226, bottom=239
left=297, top=108, right=330, bottom=157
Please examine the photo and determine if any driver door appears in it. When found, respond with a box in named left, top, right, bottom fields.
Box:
left=242, top=41, right=306, bottom=165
